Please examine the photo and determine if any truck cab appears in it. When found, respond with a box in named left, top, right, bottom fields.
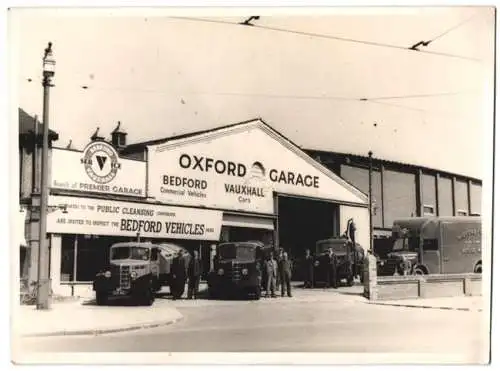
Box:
left=313, top=237, right=365, bottom=287
left=207, top=241, right=271, bottom=300
left=92, top=241, right=191, bottom=306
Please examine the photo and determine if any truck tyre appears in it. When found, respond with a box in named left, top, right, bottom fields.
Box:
left=95, top=291, right=107, bottom=306
left=347, top=273, right=354, bottom=287
left=413, top=265, right=428, bottom=275
left=136, top=287, right=155, bottom=306
left=253, top=286, right=261, bottom=300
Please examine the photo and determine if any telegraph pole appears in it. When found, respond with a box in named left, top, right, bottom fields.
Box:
left=368, top=151, right=374, bottom=255
left=36, top=42, right=55, bottom=310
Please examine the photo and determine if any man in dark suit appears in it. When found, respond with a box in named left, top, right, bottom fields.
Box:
left=188, top=250, right=202, bottom=299
left=328, top=248, right=338, bottom=289
left=279, top=252, right=293, bottom=297
left=171, top=251, right=186, bottom=300
left=304, top=249, right=314, bottom=288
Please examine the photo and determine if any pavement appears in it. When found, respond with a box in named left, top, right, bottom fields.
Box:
left=12, top=296, right=183, bottom=337
left=15, top=284, right=488, bottom=361
left=369, top=295, right=485, bottom=312
left=12, top=282, right=485, bottom=338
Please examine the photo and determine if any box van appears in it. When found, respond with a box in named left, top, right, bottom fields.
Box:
left=379, top=216, right=482, bottom=276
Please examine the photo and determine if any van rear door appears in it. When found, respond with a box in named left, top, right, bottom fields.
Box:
left=440, top=220, right=481, bottom=274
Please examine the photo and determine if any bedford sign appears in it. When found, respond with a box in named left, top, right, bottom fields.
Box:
left=47, top=196, right=223, bottom=241
left=51, top=141, right=146, bottom=197
left=148, top=125, right=367, bottom=213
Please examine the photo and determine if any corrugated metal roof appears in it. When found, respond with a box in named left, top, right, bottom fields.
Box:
left=306, top=148, right=482, bottom=183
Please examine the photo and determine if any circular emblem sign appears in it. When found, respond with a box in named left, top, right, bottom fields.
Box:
left=80, top=141, right=121, bottom=184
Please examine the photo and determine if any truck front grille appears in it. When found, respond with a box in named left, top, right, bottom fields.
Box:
left=231, top=263, right=241, bottom=281
left=120, top=265, right=131, bottom=289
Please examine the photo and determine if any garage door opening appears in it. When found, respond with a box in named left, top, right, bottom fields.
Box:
left=277, top=196, right=338, bottom=263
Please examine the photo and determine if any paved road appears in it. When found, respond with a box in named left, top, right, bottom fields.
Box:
left=15, top=288, right=486, bottom=358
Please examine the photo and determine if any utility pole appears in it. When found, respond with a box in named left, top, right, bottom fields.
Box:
left=36, top=42, right=55, bottom=310
left=368, top=151, right=374, bottom=255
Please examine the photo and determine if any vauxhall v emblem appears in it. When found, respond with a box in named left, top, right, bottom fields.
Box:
left=96, top=155, right=107, bottom=171
left=81, top=141, right=121, bottom=184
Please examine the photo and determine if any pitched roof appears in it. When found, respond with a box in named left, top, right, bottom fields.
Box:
left=18, top=108, right=59, bottom=141
left=120, top=118, right=260, bottom=154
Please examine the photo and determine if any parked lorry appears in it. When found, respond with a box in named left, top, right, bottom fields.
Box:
left=378, top=216, right=482, bottom=276
left=207, top=241, right=272, bottom=300
left=312, top=236, right=365, bottom=287
left=92, top=241, right=191, bottom=306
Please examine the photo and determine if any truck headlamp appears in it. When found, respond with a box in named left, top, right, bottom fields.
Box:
left=241, top=268, right=248, bottom=276
left=104, top=271, right=111, bottom=278
left=130, top=271, right=138, bottom=279
left=217, top=268, right=224, bottom=275
left=314, top=261, right=320, bottom=267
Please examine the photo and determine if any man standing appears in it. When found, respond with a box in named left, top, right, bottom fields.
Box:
left=171, top=251, right=186, bottom=300
left=328, top=248, right=338, bottom=289
left=304, top=249, right=314, bottom=288
left=276, top=247, right=284, bottom=292
left=265, top=253, right=278, bottom=298
left=188, top=250, right=202, bottom=299
left=279, top=252, right=293, bottom=297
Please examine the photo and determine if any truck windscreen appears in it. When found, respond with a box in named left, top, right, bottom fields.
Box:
left=317, top=242, right=346, bottom=254
left=218, top=244, right=256, bottom=261
left=111, top=246, right=150, bottom=261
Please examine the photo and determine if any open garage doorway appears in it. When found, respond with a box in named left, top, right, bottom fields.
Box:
left=277, top=195, right=339, bottom=278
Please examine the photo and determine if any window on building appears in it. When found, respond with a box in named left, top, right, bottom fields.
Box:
left=423, top=239, right=438, bottom=251
left=60, top=235, right=75, bottom=282
left=457, top=210, right=468, bottom=216
left=423, top=205, right=435, bottom=215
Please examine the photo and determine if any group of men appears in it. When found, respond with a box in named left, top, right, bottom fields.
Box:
left=169, top=244, right=342, bottom=301
left=263, top=248, right=293, bottom=298
left=170, top=250, right=202, bottom=300
left=303, top=247, right=340, bottom=289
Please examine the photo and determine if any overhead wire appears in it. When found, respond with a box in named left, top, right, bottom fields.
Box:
left=428, top=12, right=481, bottom=44
left=169, top=16, right=483, bottom=62
left=23, top=77, right=475, bottom=105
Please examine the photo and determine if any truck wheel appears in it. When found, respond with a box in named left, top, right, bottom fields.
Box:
left=253, top=286, right=261, bottom=300
left=138, top=288, right=155, bottom=306
left=474, top=263, right=482, bottom=274
left=95, top=292, right=107, bottom=306
left=347, top=274, right=354, bottom=287
left=413, top=266, right=428, bottom=275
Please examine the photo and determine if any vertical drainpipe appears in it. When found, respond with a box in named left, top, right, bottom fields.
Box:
left=380, top=163, right=385, bottom=228
left=368, top=151, right=373, bottom=254
left=417, top=169, right=423, bottom=217
left=452, top=176, right=457, bottom=216
left=435, top=173, right=440, bottom=216
left=467, top=179, right=472, bottom=216
left=273, top=192, right=279, bottom=251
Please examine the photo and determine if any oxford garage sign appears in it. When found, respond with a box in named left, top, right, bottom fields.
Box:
left=147, top=122, right=367, bottom=214
left=51, top=141, right=146, bottom=197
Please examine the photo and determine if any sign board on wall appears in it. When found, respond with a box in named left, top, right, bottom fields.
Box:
left=51, top=141, right=146, bottom=197
left=147, top=124, right=367, bottom=214
left=47, top=196, right=223, bottom=241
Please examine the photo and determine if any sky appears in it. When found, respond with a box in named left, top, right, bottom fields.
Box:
left=9, top=6, right=495, bottom=180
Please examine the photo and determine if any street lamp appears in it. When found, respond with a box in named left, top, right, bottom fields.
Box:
left=36, top=42, right=55, bottom=310
left=368, top=151, right=374, bottom=255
